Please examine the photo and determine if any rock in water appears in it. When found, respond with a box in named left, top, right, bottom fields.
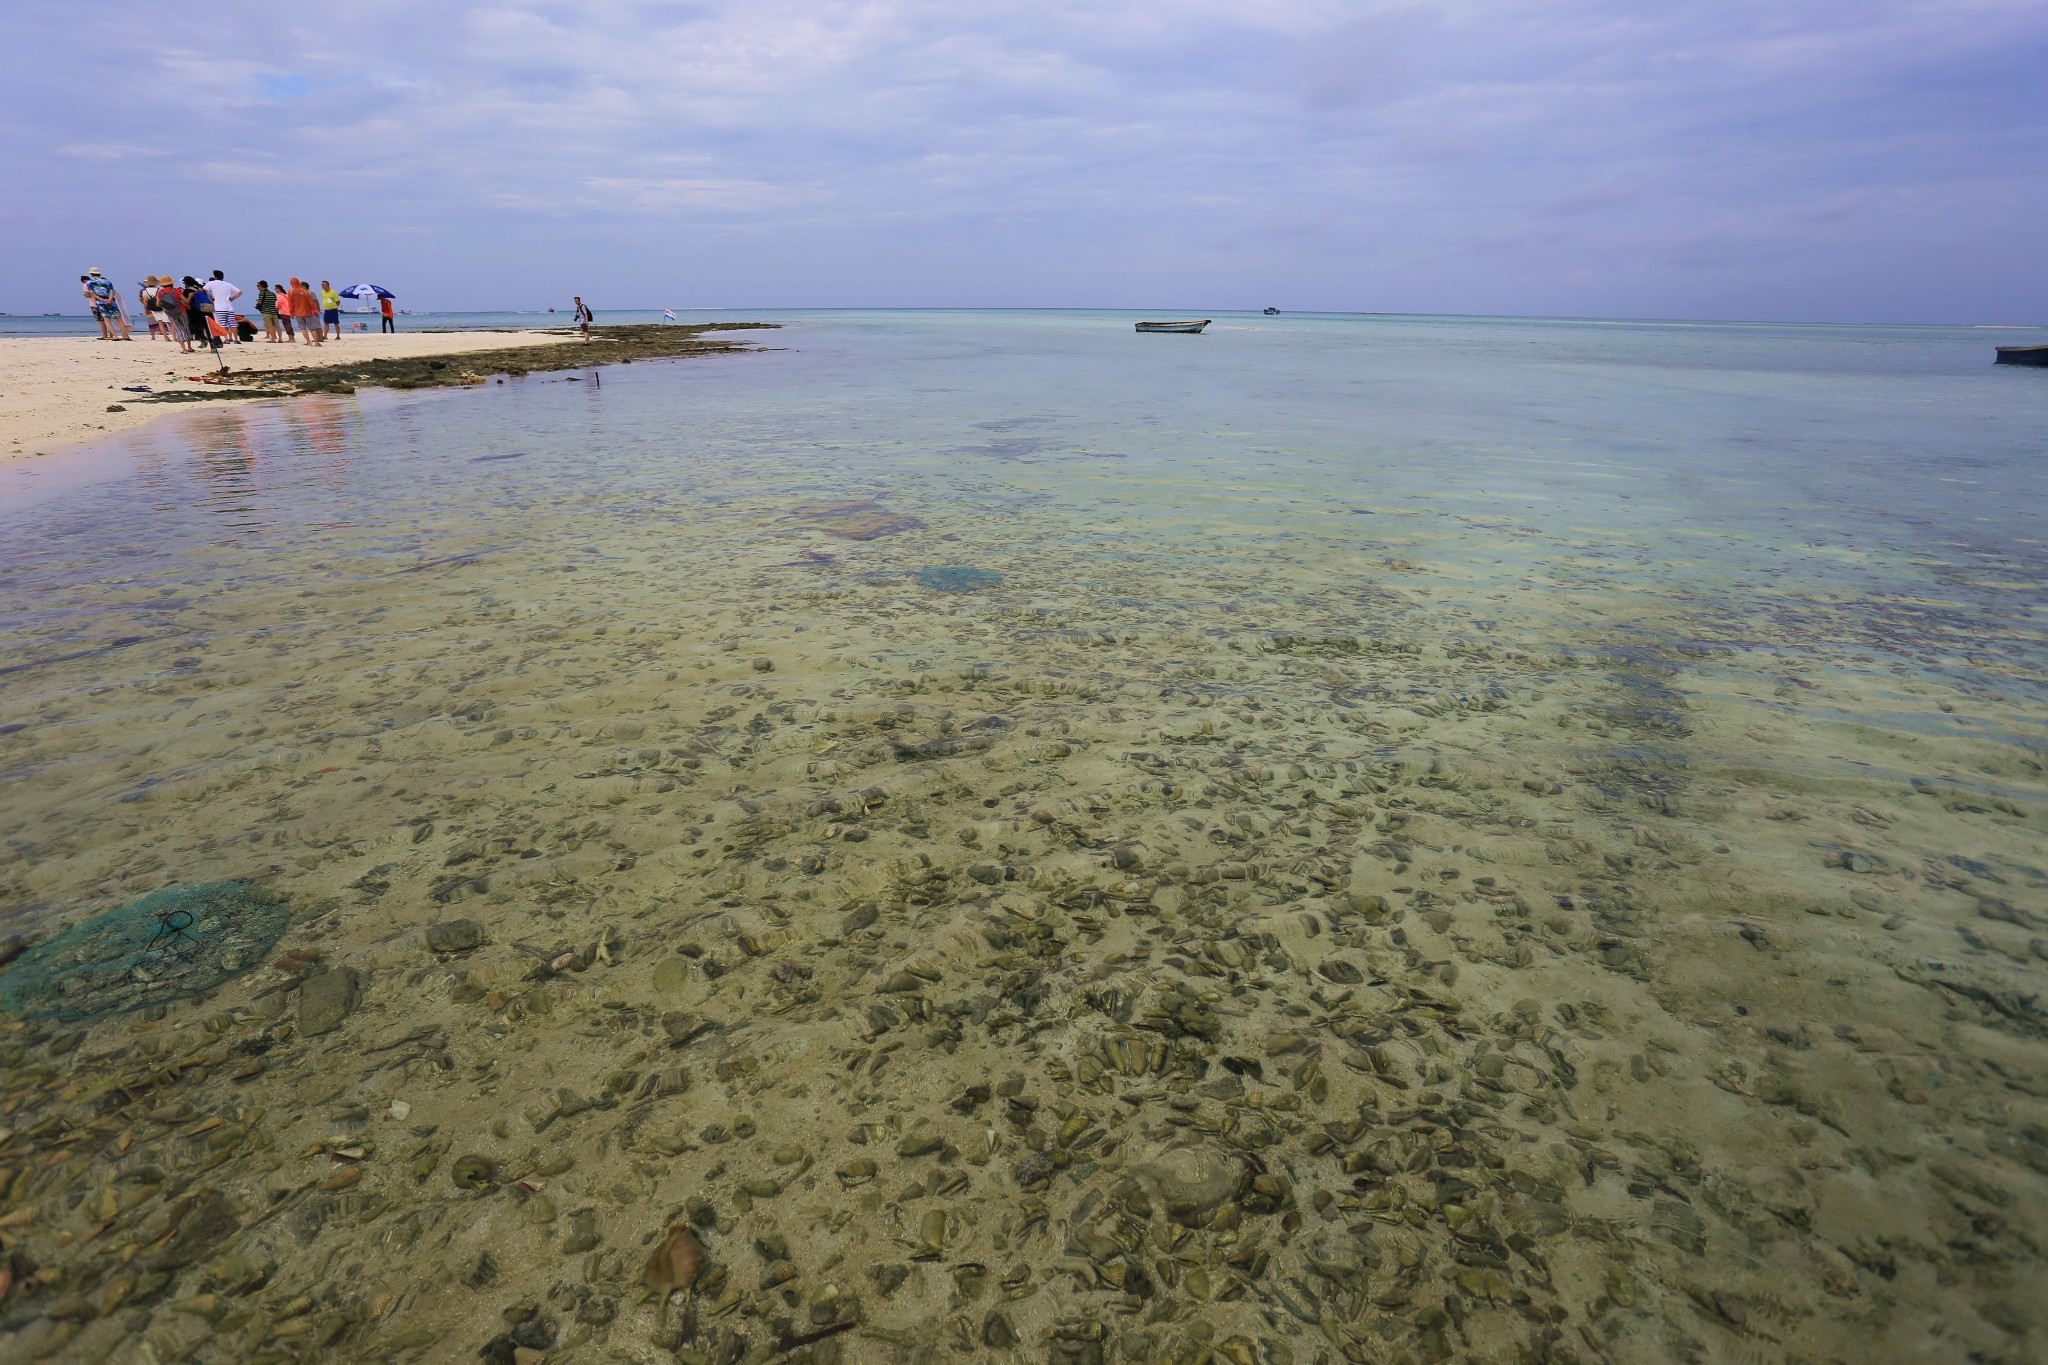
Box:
left=1125, top=1147, right=1246, bottom=1225
left=425, top=919, right=484, bottom=953
left=792, top=500, right=924, bottom=540
left=147, top=1189, right=241, bottom=1271
left=644, top=1224, right=705, bottom=1292
left=299, top=966, right=361, bottom=1035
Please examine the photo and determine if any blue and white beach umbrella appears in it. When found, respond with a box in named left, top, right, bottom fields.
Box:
left=338, top=284, right=394, bottom=307
left=663, top=309, right=677, bottom=322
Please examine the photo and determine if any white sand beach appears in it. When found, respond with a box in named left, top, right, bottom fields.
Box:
left=0, top=331, right=560, bottom=465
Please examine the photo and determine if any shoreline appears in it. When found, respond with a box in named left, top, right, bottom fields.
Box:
left=0, top=324, right=775, bottom=467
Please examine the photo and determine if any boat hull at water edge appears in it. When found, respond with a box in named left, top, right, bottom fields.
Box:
left=1135, top=320, right=1211, bottom=334
left=1993, top=344, right=2048, bottom=367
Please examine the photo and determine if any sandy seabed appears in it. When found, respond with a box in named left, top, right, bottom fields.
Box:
left=0, top=394, right=2043, bottom=1365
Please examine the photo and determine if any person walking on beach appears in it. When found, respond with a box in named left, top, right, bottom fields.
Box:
left=204, top=271, right=242, bottom=342
left=380, top=293, right=396, bottom=333
left=573, top=296, right=593, bottom=343
left=256, top=280, right=282, bottom=342
left=82, top=270, right=130, bottom=341
left=319, top=281, right=340, bottom=340
left=288, top=279, right=322, bottom=345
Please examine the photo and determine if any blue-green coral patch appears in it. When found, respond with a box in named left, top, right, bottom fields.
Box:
left=915, top=566, right=1004, bottom=593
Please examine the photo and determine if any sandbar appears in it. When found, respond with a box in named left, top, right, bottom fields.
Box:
left=0, top=324, right=772, bottom=466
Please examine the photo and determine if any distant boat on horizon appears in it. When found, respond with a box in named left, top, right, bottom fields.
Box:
left=1135, top=319, right=1211, bottom=334
left=1994, top=344, right=2048, bottom=367
left=1263, top=307, right=1280, bottom=315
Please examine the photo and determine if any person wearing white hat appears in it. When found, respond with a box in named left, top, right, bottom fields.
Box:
left=81, top=269, right=130, bottom=341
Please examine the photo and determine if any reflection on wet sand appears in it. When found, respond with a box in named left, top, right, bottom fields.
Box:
left=0, top=324, right=2043, bottom=1363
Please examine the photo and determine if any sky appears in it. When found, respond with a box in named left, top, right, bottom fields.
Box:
left=4, top=0, right=2043, bottom=321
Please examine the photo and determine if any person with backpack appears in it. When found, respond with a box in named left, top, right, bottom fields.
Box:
left=183, top=275, right=224, bottom=358
left=139, top=277, right=166, bottom=340
left=256, top=280, right=282, bottom=342
left=158, top=276, right=194, bottom=353
left=573, top=296, right=593, bottom=343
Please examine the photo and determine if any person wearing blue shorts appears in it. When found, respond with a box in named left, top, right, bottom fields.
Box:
left=82, top=269, right=130, bottom=341
left=319, top=280, right=341, bottom=340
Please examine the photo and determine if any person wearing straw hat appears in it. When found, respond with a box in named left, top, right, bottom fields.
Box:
left=158, top=275, right=194, bottom=353
left=139, top=276, right=167, bottom=340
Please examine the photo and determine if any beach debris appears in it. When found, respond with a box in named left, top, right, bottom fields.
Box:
left=0, top=881, right=288, bottom=1022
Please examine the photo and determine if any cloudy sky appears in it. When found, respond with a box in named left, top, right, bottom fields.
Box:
left=4, top=0, right=2042, bottom=320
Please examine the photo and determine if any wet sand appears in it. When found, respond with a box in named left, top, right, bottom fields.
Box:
left=0, top=336, right=2043, bottom=1363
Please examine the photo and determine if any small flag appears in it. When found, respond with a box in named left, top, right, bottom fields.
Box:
left=662, top=309, right=677, bottom=322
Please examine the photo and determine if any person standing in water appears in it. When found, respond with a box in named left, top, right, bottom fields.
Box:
left=573, top=296, right=593, bottom=343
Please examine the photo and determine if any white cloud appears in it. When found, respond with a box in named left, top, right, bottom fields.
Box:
left=1, top=0, right=2042, bottom=317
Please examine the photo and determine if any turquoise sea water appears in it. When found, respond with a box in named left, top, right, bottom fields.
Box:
left=10, top=309, right=2047, bottom=694
left=2, top=309, right=2045, bottom=1361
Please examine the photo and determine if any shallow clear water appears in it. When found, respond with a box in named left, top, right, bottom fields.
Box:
left=1, top=310, right=2044, bottom=1362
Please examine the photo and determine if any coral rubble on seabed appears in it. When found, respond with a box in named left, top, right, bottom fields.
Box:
left=0, top=488, right=2043, bottom=1365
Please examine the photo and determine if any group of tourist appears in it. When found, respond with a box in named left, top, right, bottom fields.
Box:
left=78, top=268, right=396, bottom=355
left=248, top=277, right=341, bottom=345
